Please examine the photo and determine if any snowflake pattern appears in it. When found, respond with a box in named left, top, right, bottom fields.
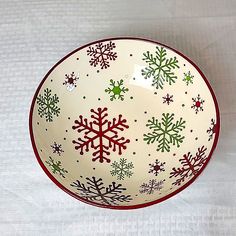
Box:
left=51, top=142, right=64, bottom=156
left=144, top=113, right=186, bottom=152
left=110, top=158, right=134, bottom=180
left=105, top=79, right=129, bottom=101
left=45, top=156, right=68, bottom=178
left=72, top=107, right=130, bottom=163
left=36, top=88, right=60, bottom=122
left=207, top=119, right=217, bottom=141
left=191, top=94, right=205, bottom=114
left=183, top=71, right=194, bottom=85
left=149, top=159, right=165, bottom=176
left=139, top=179, right=165, bottom=195
left=63, top=72, right=79, bottom=91
left=163, top=93, right=173, bottom=105
left=71, top=176, right=132, bottom=206
left=141, top=46, right=179, bottom=90
left=170, top=146, right=208, bottom=186
left=87, top=41, right=117, bottom=69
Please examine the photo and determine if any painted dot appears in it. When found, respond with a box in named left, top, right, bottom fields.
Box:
left=50, top=79, right=53, bottom=82
left=130, top=96, right=133, bottom=100
left=144, top=111, right=147, bottom=114
left=68, top=117, right=70, bottom=120
left=86, top=74, right=89, bottom=77
left=80, top=175, right=83, bottom=178
left=66, top=130, right=68, bottom=132
left=93, top=168, right=96, bottom=170
left=154, top=92, right=157, bottom=95
left=37, top=122, right=39, bottom=125
left=190, top=129, right=193, bottom=133
left=40, top=149, right=42, bottom=152
left=97, top=70, right=99, bottom=73
left=134, top=119, right=137, bottom=122
left=130, top=54, right=133, bottom=56
left=173, top=153, right=176, bottom=156
left=133, top=77, right=136, bottom=80
left=45, top=129, right=47, bottom=131
left=135, top=194, right=138, bottom=196
left=83, top=96, right=86, bottom=99
left=185, top=91, right=187, bottom=94
left=148, top=154, right=151, bottom=156
left=76, top=57, right=79, bottom=60
left=182, top=104, right=185, bottom=107
left=133, top=152, right=136, bottom=155
left=184, top=64, right=186, bottom=66
left=135, top=139, right=138, bottom=141
left=64, top=137, right=66, bottom=140
left=98, top=98, right=101, bottom=101
left=76, top=160, right=79, bottom=163
left=195, top=137, right=198, bottom=140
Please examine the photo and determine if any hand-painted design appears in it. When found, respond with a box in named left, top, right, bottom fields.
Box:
left=63, top=72, right=79, bottom=91
left=36, top=88, right=60, bottom=122
left=141, top=46, right=179, bottom=89
left=139, top=179, right=165, bottom=194
left=45, top=156, right=68, bottom=178
left=71, top=176, right=132, bottom=206
left=144, top=113, right=186, bottom=152
left=105, top=79, right=129, bottom=101
left=191, top=94, right=205, bottom=114
left=110, top=158, right=134, bottom=180
left=170, top=146, right=207, bottom=186
left=183, top=71, right=194, bottom=85
left=72, top=107, right=130, bottom=163
left=87, top=41, right=117, bottom=69
left=149, top=159, right=165, bottom=176
left=207, top=119, right=217, bottom=141
left=51, top=142, right=64, bottom=156
left=162, top=93, right=173, bottom=105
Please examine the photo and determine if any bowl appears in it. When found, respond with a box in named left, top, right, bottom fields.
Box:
left=29, top=37, right=220, bottom=209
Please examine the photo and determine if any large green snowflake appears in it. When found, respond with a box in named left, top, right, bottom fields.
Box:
left=110, top=158, right=134, bottom=180
left=141, top=46, right=179, bottom=90
left=45, top=156, right=68, bottom=178
left=36, top=88, right=60, bottom=122
left=144, top=113, right=186, bottom=152
left=105, top=79, right=129, bottom=101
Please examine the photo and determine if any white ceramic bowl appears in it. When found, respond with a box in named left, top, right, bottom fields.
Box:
left=29, top=38, right=220, bottom=209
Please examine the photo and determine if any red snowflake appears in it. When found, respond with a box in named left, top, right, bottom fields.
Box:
left=63, top=72, right=79, bottom=91
left=149, top=159, right=165, bottom=176
left=51, top=142, right=64, bottom=156
left=87, top=41, right=117, bottom=69
left=207, top=119, right=217, bottom=141
left=72, top=107, right=130, bottom=163
left=162, top=93, right=173, bottom=105
left=170, top=146, right=208, bottom=186
left=191, top=94, right=205, bottom=113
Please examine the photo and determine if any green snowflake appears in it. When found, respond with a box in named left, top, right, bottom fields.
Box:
left=45, top=156, right=68, bottom=178
left=105, top=79, right=129, bottom=101
left=144, top=113, right=186, bottom=152
left=141, top=46, right=179, bottom=90
left=36, top=88, right=60, bottom=122
left=110, top=158, right=134, bottom=180
left=183, top=71, right=194, bottom=85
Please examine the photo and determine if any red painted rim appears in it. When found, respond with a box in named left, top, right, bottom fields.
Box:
left=29, top=37, right=220, bottom=210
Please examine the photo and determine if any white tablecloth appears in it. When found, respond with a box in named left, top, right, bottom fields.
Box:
left=0, top=0, right=235, bottom=235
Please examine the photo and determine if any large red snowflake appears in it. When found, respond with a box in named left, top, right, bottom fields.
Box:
left=86, top=41, right=117, bottom=69
left=72, top=107, right=130, bottom=163
left=170, top=146, right=208, bottom=186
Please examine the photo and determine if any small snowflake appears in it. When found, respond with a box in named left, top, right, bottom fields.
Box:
left=105, top=79, right=129, bottom=101
left=51, top=142, right=64, bottom=156
left=191, top=94, right=205, bottom=113
left=207, top=119, right=217, bottom=141
left=87, top=41, right=117, bottom=69
left=63, top=72, right=79, bottom=91
left=110, top=158, right=134, bottom=180
left=162, top=93, right=173, bottom=105
left=183, top=71, right=194, bottom=85
left=149, top=160, right=165, bottom=176
left=139, top=179, right=165, bottom=195
left=36, top=88, right=60, bottom=122
left=45, top=156, right=68, bottom=178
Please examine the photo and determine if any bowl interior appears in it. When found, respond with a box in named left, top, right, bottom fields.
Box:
left=30, top=38, right=219, bottom=209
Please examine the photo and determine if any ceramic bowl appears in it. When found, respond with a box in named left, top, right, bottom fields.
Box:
left=29, top=37, right=220, bottom=209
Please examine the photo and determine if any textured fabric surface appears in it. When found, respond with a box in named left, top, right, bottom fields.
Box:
left=0, top=0, right=235, bottom=235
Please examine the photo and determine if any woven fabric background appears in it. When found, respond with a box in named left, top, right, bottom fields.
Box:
left=0, top=0, right=235, bottom=235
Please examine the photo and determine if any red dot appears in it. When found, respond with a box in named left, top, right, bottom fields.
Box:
left=195, top=101, right=201, bottom=107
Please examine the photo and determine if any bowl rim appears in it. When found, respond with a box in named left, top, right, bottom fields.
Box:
left=29, top=37, right=220, bottom=210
